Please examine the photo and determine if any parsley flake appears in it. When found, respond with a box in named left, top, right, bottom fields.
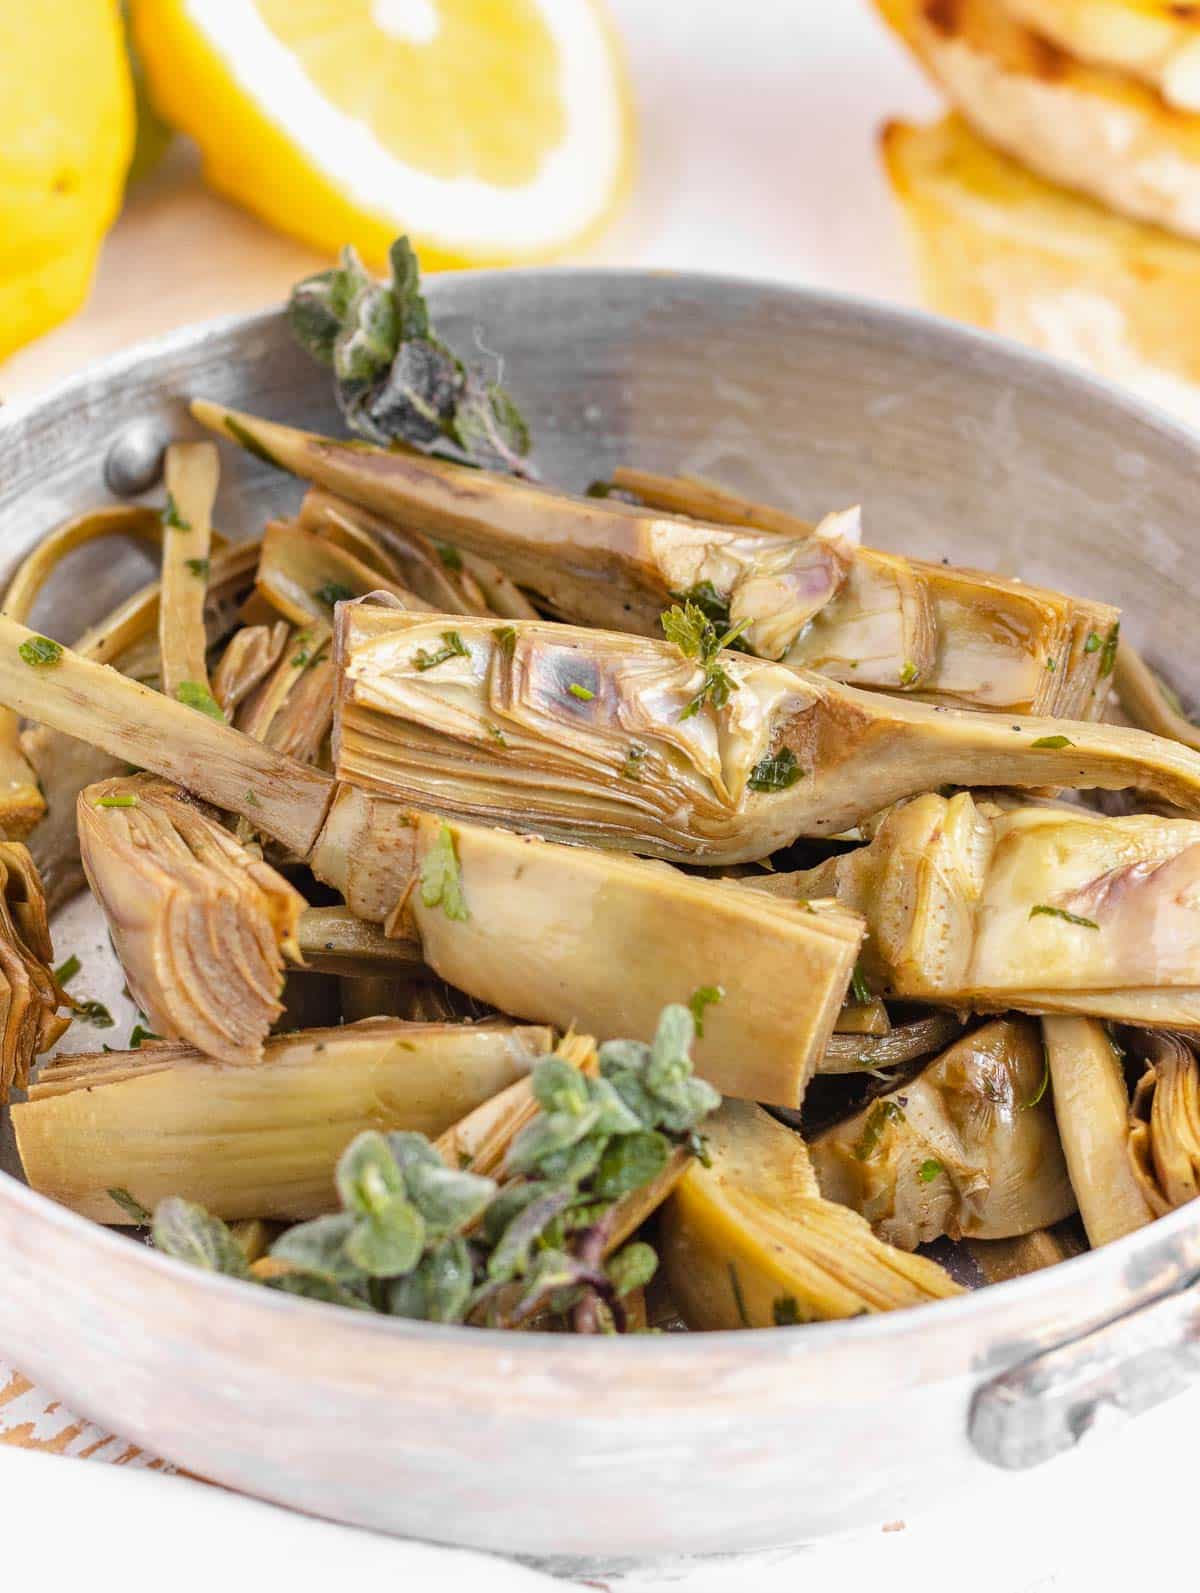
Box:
left=660, top=600, right=747, bottom=719
left=748, top=747, right=803, bottom=792
left=419, top=822, right=469, bottom=921
left=176, top=681, right=226, bottom=722
left=413, top=630, right=469, bottom=672
left=687, top=984, right=724, bottom=1038
left=1029, top=904, right=1099, bottom=929
left=184, top=557, right=210, bottom=578
left=567, top=683, right=595, bottom=702
left=315, top=581, right=354, bottom=607
left=162, top=492, right=191, bottom=530
left=18, top=635, right=62, bottom=667
left=1031, top=734, right=1073, bottom=749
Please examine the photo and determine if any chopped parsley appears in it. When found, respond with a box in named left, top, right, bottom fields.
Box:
left=54, top=954, right=81, bottom=987
left=94, top=793, right=139, bottom=809
left=918, top=1159, right=943, bottom=1184
left=899, top=660, right=919, bottom=686
left=687, top=984, right=724, bottom=1038
left=747, top=747, right=802, bottom=792
left=184, top=557, right=210, bottom=578
left=162, top=492, right=191, bottom=530
left=567, top=683, right=595, bottom=702
left=1023, top=1050, right=1051, bottom=1110
left=414, top=630, right=469, bottom=672
left=1031, top=734, right=1073, bottom=749
left=437, top=543, right=464, bottom=572
left=176, top=681, right=226, bottom=722
left=850, top=962, right=872, bottom=1005
left=18, top=635, right=62, bottom=667
left=1046, top=656, right=1057, bottom=672
left=660, top=600, right=747, bottom=720
left=1029, top=904, right=1099, bottom=930
left=245, top=789, right=261, bottom=808
left=419, top=821, right=469, bottom=921
left=129, top=1024, right=161, bottom=1049
left=772, top=1296, right=802, bottom=1326
left=1084, top=632, right=1102, bottom=654
left=73, top=998, right=114, bottom=1030
left=1100, top=622, right=1120, bottom=679
left=854, top=1099, right=905, bottom=1161
left=494, top=625, right=517, bottom=658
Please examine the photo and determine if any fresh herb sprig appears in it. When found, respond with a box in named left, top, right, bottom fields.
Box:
left=287, top=236, right=534, bottom=477
left=140, top=1005, right=720, bottom=1333
left=660, top=600, right=748, bottom=720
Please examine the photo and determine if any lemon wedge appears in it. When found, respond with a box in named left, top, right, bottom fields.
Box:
left=0, top=0, right=134, bottom=362
left=132, top=0, right=633, bottom=267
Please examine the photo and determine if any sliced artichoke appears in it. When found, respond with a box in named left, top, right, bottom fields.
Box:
left=78, top=775, right=307, bottom=1064
left=332, top=606, right=1200, bottom=863
left=13, top=1019, right=552, bottom=1221
left=759, top=791, right=1200, bottom=1028
left=193, top=400, right=1117, bottom=716
left=1042, top=1015, right=1153, bottom=1245
left=0, top=842, right=70, bottom=1101
left=810, top=1017, right=1075, bottom=1249
left=212, top=621, right=289, bottom=713
left=1128, top=1031, right=1200, bottom=1214
left=158, top=442, right=219, bottom=704
left=660, top=1100, right=962, bottom=1327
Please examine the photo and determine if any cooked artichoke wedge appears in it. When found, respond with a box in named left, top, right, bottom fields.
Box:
left=759, top=791, right=1200, bottom=1027
left=78, top=776, right=307, bottom=1064
left=332, top=606, right=1200, bottom=862
left=876, top=0, right=1200, bottom=239
left=158, top=442, right=219, bottom=703
left=0, top=842, right=69, bottom=1101
left=1128, top=1031, right=1200, bottom=1214
left=193, top=400, right=1117, bottom=716
left=0, top=619, right=863, bottom=1104
left=13, top=1019, right=552, bottom=1222
left=819, top=1012, right=964, bottom=1075
left=810, top=1017, right=1075, bottom=1249
left=1042, top=1015, right=1154, bottom=1245
left=660, top=1100, right=962, bottom=1327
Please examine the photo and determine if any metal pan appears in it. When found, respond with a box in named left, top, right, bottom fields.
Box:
left=0, top=271, right=1197, bottom=1556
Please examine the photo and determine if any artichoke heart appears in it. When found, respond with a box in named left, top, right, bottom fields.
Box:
left=13, top=1019, right=552, bottom=1222
left=332, top=606, right=1200, bottom=864
left=811, top=1017, right=1075, bottom=1249
left=1128, top=1032, right=1200, bottom=1215
left=194, top=401, right=1116, bottom=716
left=762, top=791, right=1200, bottom=1027
left=0, top=842, right=70, bottom=1101
left=660, top=1100, right=962, bottom=1327
left=77, top=775, right=307, bottom=1064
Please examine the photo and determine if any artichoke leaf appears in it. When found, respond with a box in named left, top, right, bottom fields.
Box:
left=0, top=842, right=70, bottom=1102
left=660, top=1100, right=962, bottom=1328
left=761, top=791, right=1200, bottom=1027
left=158, top=443, right=220, bottom=703
left=13, top=1019, right=552, bottom=1222
left=1042, top=1015, right=1154, bottom=1245
left=194, top=401, right=1116, bottom=717
left=332, top=607, right=1200, bottom=864
left=1128, top=1031, right=1200, bottom=1215
left=213, top=621, right=289, bottom=713
left=78, top=775, right=307, bottom=1064
left=811, top=1017, right=1075, bottom=1249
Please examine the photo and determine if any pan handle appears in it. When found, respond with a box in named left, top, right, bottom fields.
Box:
left=969, top=1270, right=1200, bottom=1469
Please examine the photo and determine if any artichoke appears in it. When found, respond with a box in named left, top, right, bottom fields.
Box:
left=659, top=1099, right=962, bottom=1327
left=13, top=1019, right=552, bottom=1222
left=192, top=400, right=1117, bottom=717
left=0, top=842, right=69, bottom=1101
left=759, top=791, right=1200, bottom=1027
left=78, top=776, right=307, bottom=1064
left=810, top=1017, right=1075, bottom=1249
left=331, top=605, right=1200, bottom=864
left=1128, top=1031, right=1200, bottom=1215
left=1042, top=1016, right=1154, bottom=1246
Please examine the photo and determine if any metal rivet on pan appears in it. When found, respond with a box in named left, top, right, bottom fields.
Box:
left=104, top=419, right=170, bottom=497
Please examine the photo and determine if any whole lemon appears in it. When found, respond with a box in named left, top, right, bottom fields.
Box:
left=0, top=1, right=135, bottom=363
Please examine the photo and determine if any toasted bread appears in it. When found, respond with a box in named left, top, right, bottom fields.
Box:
left=882, top=113, right=1200, bottom=421
left=876, top=0, right=1200, bottom=238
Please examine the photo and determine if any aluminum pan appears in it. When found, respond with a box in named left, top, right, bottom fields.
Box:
left=1, top=271, right=1197, bottom=1554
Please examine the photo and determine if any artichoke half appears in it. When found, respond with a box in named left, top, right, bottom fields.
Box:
left=758, top=791, right=1200, bottom=1028
left=0, top=842, right=70, bottom=1102
left=660, top=1099, right=962, bottom=1327
left=810, top=1017, right=1075, bottom=1249
left=331, top=605, right=1200, bottom=864
left=192, top=400, right=1117, bottom=717
left=1128, top=1032, right=1200, bottom=1215
left=13, top=1019, right=553, bottom=1222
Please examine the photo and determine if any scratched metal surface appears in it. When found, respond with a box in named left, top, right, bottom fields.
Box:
left=0, top=273, right=1199, bottom=1554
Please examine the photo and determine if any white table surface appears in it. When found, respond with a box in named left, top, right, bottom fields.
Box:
left=3, top=3, right=1196, bottom=1588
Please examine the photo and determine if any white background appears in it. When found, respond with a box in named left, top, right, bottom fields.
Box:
left=4, top=3, right=1197, bottom=1590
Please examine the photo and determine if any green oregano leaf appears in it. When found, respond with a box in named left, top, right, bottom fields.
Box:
left=152, top=1197, right=250, bottom=1278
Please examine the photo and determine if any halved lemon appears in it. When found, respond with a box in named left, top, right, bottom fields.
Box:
left=131, top=0, right=633, bottom=268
